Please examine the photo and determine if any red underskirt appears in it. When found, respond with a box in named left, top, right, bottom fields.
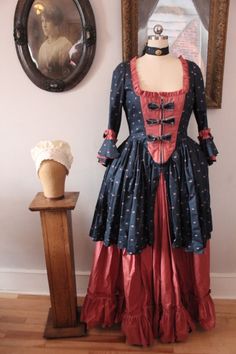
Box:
left=80, top=172, right=216, bottom=346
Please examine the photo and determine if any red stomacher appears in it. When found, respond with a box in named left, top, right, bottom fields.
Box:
left=103, top=129, right=117, bottom=141
left=130, top=55, right=189, bottom=164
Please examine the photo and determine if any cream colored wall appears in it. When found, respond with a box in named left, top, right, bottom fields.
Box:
left=0, top=0, right=235, bottom=297
left=207, top=0, right=236, bottom=274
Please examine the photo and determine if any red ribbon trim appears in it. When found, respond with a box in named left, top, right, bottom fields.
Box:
left=198, top=128, right=213, bottom=140
left=103, top=129, right=117, bottom=141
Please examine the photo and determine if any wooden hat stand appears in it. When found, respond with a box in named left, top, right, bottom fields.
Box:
left=29, top=160, right=87, bottom=339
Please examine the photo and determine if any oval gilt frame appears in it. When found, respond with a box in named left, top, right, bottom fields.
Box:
left=14, top=0, right=96, bottom=92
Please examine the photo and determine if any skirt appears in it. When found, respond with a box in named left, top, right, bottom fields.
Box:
left=80, top=172, right=216, bottom=346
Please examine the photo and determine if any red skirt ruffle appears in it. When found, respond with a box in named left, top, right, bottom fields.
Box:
left=80, top=172, right=216, bottom=346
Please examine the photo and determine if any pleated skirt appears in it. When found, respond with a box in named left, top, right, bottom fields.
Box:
left=80, top=172, right=216, bottom=346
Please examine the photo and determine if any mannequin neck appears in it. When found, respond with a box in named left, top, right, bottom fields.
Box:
left=143, top=38, right=172, bottom=59
left=147, top=38, right=169, bottom=48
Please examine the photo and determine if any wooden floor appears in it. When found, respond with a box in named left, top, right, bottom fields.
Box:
left=0, top=294, right=235, bottom=354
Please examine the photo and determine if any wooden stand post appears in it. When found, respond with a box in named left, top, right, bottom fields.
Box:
left=29, top=192, right=87, bottom=339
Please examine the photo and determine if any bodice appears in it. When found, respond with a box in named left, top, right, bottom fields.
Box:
left=97, top=56, right=218, bottom=167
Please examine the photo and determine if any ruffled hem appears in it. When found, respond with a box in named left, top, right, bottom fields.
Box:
left=198, top=290, right=216, bottom=330
left=130, top=55, right=189, bottom=97
left=80, top=291, right=215, bottom=346
left=181, top=289, right=216, bottom=330
left=80, top=291, right=125, bottom=328
left=121, top=306, right=154, bottom=346
left=158, top=304, right=196, bottom=343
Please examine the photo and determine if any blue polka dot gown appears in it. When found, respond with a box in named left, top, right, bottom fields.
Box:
left=90, top=55, right=218, bottom=256
left=81, top=55, right=218, bottom=346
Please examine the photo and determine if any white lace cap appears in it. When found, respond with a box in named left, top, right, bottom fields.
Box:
left=31, top=140, right=73, bottom=174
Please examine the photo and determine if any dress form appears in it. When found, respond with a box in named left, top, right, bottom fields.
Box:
left=136, top=35, right=183, bottom=93
left=80, top=24, right=218, bottom=345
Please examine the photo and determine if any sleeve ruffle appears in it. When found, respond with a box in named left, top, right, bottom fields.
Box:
left=198, top=128, right=219, bottom=165
left=97, top=129, right=120, bottom=166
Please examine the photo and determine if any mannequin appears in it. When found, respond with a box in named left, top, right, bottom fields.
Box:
left=38, top=160, right=67, bottom=199
left=31, top=140, right=73, bottom=199
left=80, top=23, right=218, bottom=347
left=136, top=25, right=183, bottom=92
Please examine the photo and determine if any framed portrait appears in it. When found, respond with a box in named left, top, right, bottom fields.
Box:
left=14, top=0, right=96, bottom=92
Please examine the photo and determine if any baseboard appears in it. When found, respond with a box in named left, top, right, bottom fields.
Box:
left=0, top=268, right=89, bottom=297
left=210, top=273, right=236, bottom=299
left=0, top=268, right=236, bottom=299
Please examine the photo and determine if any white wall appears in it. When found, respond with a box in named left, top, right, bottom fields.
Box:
left=0, top=0, right=235, bottom=298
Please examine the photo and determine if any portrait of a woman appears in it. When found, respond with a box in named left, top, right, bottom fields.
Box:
left=37, top=4, right=73, bottom=79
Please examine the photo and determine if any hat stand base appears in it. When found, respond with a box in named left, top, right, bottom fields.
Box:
left=29, top=192, right=87, bottom=339
left=44, top=306, right=87, bottom=339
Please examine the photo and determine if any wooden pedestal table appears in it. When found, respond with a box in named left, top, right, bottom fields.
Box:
left=29, top=192, right=87, bottom=339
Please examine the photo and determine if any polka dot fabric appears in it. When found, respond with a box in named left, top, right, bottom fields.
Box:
left=80, top=56, right=217, bottom=346
left=90, top=56, right=218, bottom=255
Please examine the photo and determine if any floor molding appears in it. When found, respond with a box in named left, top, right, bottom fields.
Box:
left=0, top=268, right=236, bottom=299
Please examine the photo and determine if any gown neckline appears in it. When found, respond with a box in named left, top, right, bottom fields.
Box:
left=130, top=55, right=190, bottom=98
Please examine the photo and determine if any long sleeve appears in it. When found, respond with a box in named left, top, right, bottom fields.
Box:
left=192, top=62, right=219, bottom=165
left=97, top=62, right=125, bottom=166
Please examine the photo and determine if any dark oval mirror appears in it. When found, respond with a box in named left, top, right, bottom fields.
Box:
left=14, top=0, right=96, bottom=92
